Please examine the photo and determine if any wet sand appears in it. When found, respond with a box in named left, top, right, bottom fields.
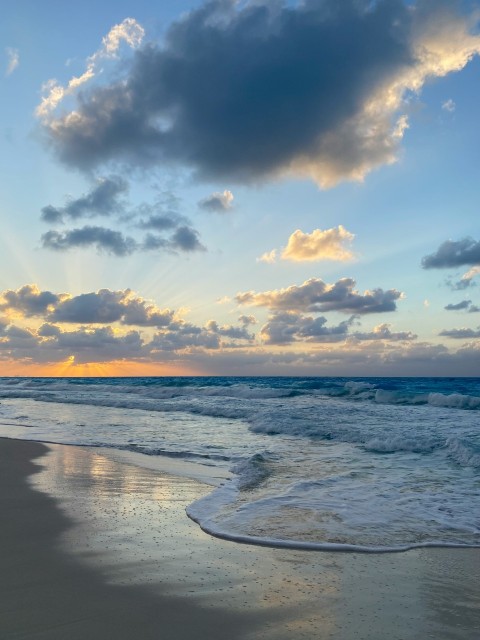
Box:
left=1, top=437, right=479, bottom=639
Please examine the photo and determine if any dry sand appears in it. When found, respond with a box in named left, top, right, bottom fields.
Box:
left=1, top=437, right=479, bottom=639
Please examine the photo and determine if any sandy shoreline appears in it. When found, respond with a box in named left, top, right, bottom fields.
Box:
left=1, top=437, right=479, bottom=639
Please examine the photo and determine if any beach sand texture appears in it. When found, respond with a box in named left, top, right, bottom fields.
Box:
left=1, top=438, right=479, bottom=639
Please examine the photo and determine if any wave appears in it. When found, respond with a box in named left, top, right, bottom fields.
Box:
left=0, top=377, right=479, bottom=412
left=446, top=437, right=480, bottom=468
left=231, top=452, right=275, bottom=490
left=364, top=436, right=438, bottom=454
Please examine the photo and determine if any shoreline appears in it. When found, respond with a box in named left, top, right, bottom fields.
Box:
left=1, top=437, right=479, bottom=639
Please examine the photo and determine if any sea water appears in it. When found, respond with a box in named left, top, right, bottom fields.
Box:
left=0, top=376, right=478, bottom=551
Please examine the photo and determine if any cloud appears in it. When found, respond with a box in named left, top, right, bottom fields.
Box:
left=0, top=284, right=254, bottom=363
left=5, top=48, right=19, bottom=76
left=236, top=277, right=403, bottom=315
left=447, top=265, right=480, bottom=290
left=281, top=225, right=355, bottom=262
left=137, top=212, right=188, bottom=231
left=199, top=190, right=234, bottom=212
left=40, top=180, right=205, bottom=255
left=1, top=286, right=176, bottom=327
left=260, top=312, right=354, bottom=345
left=439, top=327, right=480, bottom=339
left=36, top=18, right=144, bottom=119
left=0, top=284, right=62, bottom=316
left=41, top=222, right=205, bottom=255
left=40, top=1, right=480, bottom=187
left=50, top=290, right=175, bottom=327
left=351, top=323, right=417, bottom=341
left=422, top=237, right=480, bottom=269
left=238, top=315, right=257, bottom=326
left=442, top=98, right=456, bottom=112
left=41, top=175, right=128, bottom=223
left=170, top=226, right=206, bottom=252
left=205, top=320, right=253, bottom=341
left=42, top=226, right=137, bottom=256
left=445, top=300, right=472, bottom=311
left=260, top=313, right=416, bottom=345
left=257, top=249, right=277, bottom=264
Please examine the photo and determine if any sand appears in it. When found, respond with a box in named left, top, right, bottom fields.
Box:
left=1, top=437, right=479, bottom=639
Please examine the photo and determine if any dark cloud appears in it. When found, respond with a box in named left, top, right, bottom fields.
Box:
left=439, top=327, right=480, bottom=339
left=445, top=300, right=472, bottom=311
left=41, top=175, right=128, bottom=224
left=260, top=312, right=353, bottom=345
left=49, top=289, right=175, bottom=327
left=205, top=320, right=253, bottom=341
left=422, top=238, right=480, bottom=269
left=170, top=226, right=206, bottom=252
left=150, top=323, right=221, bottom=351
left=0, top=284, right=61, bottom=316
left=352, top=323, right=417, bottom=341
left=41, top=1, right=478, bottom=186
left=42, top=226, right=137, bottom=256
left=236, top=277, right=402, bottom=315
left=41, top=224, right=205, bottom=256
left=1, top=286, right=176, bottom=328
left=50, top=326, right=144, bottom=362
left=137, top=212, right=188, bottom=231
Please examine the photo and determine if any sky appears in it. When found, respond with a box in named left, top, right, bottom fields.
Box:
left=1, top=0, right=479, bottom=377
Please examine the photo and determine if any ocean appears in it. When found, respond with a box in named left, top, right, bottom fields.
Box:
left=0, top=376, right=479, bottom=552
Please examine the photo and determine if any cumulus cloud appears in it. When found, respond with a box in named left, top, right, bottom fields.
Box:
left=5, top=48, right=19, bottom=76
left=351, top=323, right=417, bottom=341
left=236, top=277, right=403, bottom=315
left=445, top=300, right=472, bottom=311
left=40, top=179, right=205, bottom=256
left=260, top=312, right=354, bottom=345
left=0, top=284, right=63, bottom=316
left=205, top=320, right=254, bottom=341
left=1, top=286, right=176, bottom=327
left=0, top=284, right=255, bottom=364
left=41, top=222, right=205, bottom=256
left=439, top=327, right=480, bottom=339
left=281, top=226, right=355, bottom=262
left=40, top=1, right=480, bottom=187
left=42, top=226, right=137, bottom=256
left=41, top=175, right=128, bottom=223
left=199, top=190, right=234, bottom=212
left=422, top=237, right=480, bottom=269
left=36, top=18, right=144, bottom=119
left=170, top=226, right=206, bottom=252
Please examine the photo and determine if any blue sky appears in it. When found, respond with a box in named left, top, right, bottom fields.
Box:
left=1, top=0, right=479, bottom=376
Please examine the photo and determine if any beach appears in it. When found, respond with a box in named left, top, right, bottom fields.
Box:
left=1, top=437, right=479, bottom=640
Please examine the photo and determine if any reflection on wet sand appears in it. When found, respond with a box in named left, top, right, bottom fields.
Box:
left=33, top=444, right=480, bottom=640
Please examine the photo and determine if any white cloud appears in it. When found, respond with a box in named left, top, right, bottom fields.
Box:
left=5, top=48, right=19, bottom=76
left=442, top=98, right=456, bottom=112
left=257, top=249, right=277, bottom=264
left=36, top=18, right=144, bottom=119
left=281, top=226, right=355, bottom=262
